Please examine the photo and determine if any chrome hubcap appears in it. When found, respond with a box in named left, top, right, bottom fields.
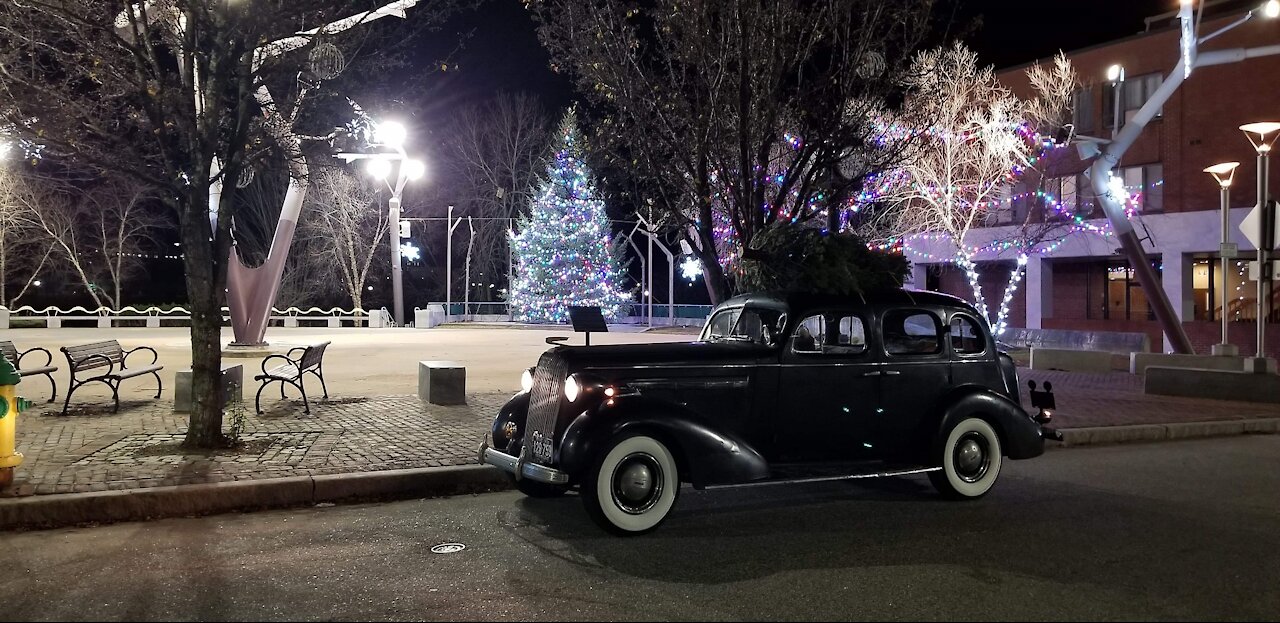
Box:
left=953, top=433, right=990, bottom=483
left=611, top=453, right=664, bottom=515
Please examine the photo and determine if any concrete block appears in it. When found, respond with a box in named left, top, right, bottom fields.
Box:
left=145, top=317, right=160, bottom=328
left=1164, top=420, right=1244, bottom=440
left=1130, top=352, right=1250, bottom=375
left=174, top=364, right=244, bottom=413
left=1030, top=347, right=1113, bottom=372
left=1145, top=366, right=1280, bottom=403
left=0, top=308, right=8, bottom=329
left=47, top=318, right=60, bottom=328
left=97, top=317, right=111, bottom=329
left=1244, top=357, right=1278, bottom=374
left=419, top=360, right=465, bottom=405
left=283, top=317, right=298, bottom=328
left=1211, top=343, right=1240, bottom=356
left=327, top=317, right=340, bottom=328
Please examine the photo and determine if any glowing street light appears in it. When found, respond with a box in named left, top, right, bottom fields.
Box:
left=337, top=120, right=426, bottom=327
left=1205, top=161, right=1241, bottom=355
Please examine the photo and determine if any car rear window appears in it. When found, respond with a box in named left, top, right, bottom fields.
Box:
left=883, top=309, right=942, bottom=356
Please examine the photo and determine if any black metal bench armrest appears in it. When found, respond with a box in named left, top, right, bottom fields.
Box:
left=70, top=353, right=116, bottom=379
left=260, top=354, right=300, bottom=378
left=122, top=346, right=159, bottom=368
left=17, top=346, right=53, bottom=370
left=287, top=346, right=309, bottom=360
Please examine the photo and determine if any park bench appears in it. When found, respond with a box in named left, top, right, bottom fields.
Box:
left=0, top=340, right=59, bottom=402
left=60, top=340, right=164, bottom=416
left=254, top=341, right=331, bottom=415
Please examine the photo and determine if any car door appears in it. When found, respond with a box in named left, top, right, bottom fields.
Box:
left=948, top=312, right=1002, bottom=390
left=875, top=307, right=951, bottom=457
left=775, top=310, right=882, bottom=461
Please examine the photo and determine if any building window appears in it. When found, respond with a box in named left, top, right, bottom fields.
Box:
left=1086, top=260, right=1161, bottom=321
left=1104, top=73, right=1162, bottom=128
left=1117, top=163, right=1163, bottom=213
left=1071, top=87, right=1095, bottom=134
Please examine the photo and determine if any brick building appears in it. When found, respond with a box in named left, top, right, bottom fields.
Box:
left=904, top=5, right=1280, bottom=354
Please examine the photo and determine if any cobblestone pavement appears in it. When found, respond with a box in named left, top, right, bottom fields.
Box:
left=4, top=367, right=1278, bottom=499
left=3, top=385, right=506, bottom=498
left=1018, top=367, right=1280, bottom=428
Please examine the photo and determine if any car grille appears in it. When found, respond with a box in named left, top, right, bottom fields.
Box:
left=525, top=350, right=566, bottom=465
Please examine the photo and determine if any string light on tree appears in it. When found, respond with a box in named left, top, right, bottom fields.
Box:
left=508, top=110, right=631, bottom=322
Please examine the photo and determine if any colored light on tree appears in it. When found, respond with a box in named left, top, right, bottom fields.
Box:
left=509, top=111, right=631, bottom=322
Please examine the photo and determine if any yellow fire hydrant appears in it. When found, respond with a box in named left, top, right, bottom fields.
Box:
left=0, top=357, right=32, bottom=489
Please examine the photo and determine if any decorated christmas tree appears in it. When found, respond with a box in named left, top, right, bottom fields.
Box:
left=509, top=111, right=631, bottom=322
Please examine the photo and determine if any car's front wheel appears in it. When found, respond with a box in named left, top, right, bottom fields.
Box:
left=581, top=432, right=680, bottom=536
left=929, top=417, right=1003, bottom=499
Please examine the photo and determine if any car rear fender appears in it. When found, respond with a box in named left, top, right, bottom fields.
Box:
left=934, top=387, right=1045, bottom=460
left=558, top=394, right=770, bottom=487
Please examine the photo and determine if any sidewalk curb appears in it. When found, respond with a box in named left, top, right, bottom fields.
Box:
left=4, top=418, right=1277, bottom=530
left=0, top=464, right=512, bottom=531
left=1055, top=417, right=1280, bottom=447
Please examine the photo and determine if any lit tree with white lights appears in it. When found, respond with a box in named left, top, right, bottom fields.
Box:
left=885, top=43, right=1074, bottom=335
left=509, top=111, right=631, bottom=322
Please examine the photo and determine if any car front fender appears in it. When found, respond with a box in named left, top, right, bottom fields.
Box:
left=937, top=388, right=1045, bottom=460
left=558, top=394, right=770, bottom=488
left=489, top=392, right=531, bottom=454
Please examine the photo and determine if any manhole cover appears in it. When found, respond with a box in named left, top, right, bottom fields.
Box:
left=431, top=542, right=466, bottom=554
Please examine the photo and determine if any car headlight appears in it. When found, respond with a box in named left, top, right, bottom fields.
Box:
left=520, top=367, right=534, bottom=393
left=564, top=374, right=581, bottom=402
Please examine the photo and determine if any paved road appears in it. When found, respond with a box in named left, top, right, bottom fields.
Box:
left=6, top=436, right=1280, bottom=621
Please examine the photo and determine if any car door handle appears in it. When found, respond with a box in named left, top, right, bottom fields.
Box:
left=862, top=371, right=883, bottom=377
left=883, top=370, right=902, bottom=376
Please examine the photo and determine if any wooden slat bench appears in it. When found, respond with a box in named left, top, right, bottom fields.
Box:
left=60, top=340, right=164, bottom=415
left=254, top=341, right=330, bottom=415
left=0, top=340, right=58, bottom=402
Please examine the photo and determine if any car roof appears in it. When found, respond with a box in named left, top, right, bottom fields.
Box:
left=716, top=289, right=980, bottom=316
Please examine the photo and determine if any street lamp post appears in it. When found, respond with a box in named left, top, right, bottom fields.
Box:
left=1205, top=161, right=1241, bottom=355
left=338, top=121, right=424, bottom=327
left=1106, top=64, right=1125, bottom=139
left=1241, top=122, right=1280, bottom=358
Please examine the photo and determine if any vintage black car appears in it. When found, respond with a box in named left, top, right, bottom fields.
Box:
left=480, top=290, right=1057, bottom=535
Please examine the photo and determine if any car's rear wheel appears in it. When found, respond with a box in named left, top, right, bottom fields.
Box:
left=929, top=417, right=1002, bottom=499
left=512, top=475, right=569, bottom=498
left=581, top=432, right=680, bottom=536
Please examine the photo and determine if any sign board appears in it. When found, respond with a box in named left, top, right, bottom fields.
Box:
left=1238, top=203, right=1280, bottom=251
left=1220, top=242, right=1238, bottom=259
left=1246, top=260, right=1280, bottom=282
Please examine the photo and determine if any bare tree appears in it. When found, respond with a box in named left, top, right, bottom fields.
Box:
left=300, top=166, right=388, bottom=313
left=530, top=0, right=934, bottom=303
left=440, top=93, right=550, bottom=301
left=881, top=44, right=1075, bottom=331
left=0, top=169, right=53, bottom=307
left=0, top=1, right=462, bottom=447
left=15, top=176, right=162, bottom=309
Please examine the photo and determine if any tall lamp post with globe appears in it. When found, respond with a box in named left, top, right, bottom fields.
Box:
left=338, top=121, right=425, bottom=327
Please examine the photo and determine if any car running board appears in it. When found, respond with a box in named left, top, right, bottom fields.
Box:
left=700, top=465, right=941, bottom=491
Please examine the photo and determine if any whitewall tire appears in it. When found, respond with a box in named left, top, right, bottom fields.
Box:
left=929, top=417, right=1003, bottom=500
left=582, top=433, right=680, bottom=535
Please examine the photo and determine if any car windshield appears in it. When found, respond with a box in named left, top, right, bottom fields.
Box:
left=701, top=307, right=784, bottom=345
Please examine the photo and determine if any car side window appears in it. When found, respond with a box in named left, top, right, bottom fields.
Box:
left=791, top=313, right=866, bottom=355
left=950, top=315, right=986, bottom=355
left=791, top=314, right=825, bottom=353
left=828, top=315, right=867, bottom=355
left=883, top=309, right=942, bottom=356
left=704, top=309, right=740, bottom=340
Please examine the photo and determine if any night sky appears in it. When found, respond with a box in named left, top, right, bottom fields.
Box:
left=424, top=0, right=1179, bottom=110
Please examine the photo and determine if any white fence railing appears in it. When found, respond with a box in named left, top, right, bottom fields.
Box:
left=415, top=302, right=712, bottom=328
left=0, top=305, right=392, bottom=330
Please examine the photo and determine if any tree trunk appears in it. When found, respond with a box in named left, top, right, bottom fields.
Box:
left=180, top=191, right=226, bottom=449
